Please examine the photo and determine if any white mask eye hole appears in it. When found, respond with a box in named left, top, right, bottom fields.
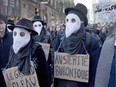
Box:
left=71, top=18, right=76, bottom=23
left=38, top=24, right=42, bottom=27
left=66, top=19, right=69, bottom=22
left=34, top=25, right=37, bottom=27
left=20, top=32, right=25, bottom=37
left=14, top=31, right=17, bottom=36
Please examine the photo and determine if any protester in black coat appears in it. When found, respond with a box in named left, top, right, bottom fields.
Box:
left=0, top=13, right=13, bottom=87
left=32, top=16, right=53, bottom=85
left=4, top=18, right=51, bottom=87
left=54, top=3, right=100, bottom=87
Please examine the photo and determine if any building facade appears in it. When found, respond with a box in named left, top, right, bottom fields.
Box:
left=0, top=0, right=3, bottom=14
left=21, top=0, right=38, bottom=19
left=2, top=0, right=21, bottom=20
left=0, top=0, right=74, bottom=24
left=40, top=0, right=74, bottom=27
left=0, top=0, right=38, bottom=21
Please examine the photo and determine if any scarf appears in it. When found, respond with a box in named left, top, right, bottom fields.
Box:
left=33, top=27, right=47, bottom=42
left=62, top=25, right=85, bottom=55
left=8, top=41, right=32, bottom=75
left=94, top=34, right=115, bottom=87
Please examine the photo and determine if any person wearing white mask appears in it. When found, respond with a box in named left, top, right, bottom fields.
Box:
left=54, top=3, right=101, bottom=87
left=32, top=16, right=52, bottom=43
left=32, top=16, right=54, bottom=85
left=5, top=18, right=51, bottom=87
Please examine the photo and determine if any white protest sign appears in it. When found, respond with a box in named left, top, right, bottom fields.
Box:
left=54, top=52, right=89, bottom=83
left=93, top=2, right=116, bottom=23
left=3, top=66, right=40, bottom=87
left=39, top=42, right=50, bottom=61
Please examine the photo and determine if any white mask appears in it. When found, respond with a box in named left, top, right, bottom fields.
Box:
left=7, top=24, right=13, bottom=32
left=13, top=28, right=31, bottom=53
left=65, top=13, right=82, bottom=38
left=33, top=21, right=43, bottom=35
left=7, top=28, right=12, bottom=32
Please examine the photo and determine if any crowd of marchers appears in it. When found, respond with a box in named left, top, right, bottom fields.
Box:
left=0, top=3, right=115, bottom=87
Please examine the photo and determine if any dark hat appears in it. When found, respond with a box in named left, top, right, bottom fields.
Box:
left=32, top=16, right=45, bottom=25
left=65, top=3, right=88, bottom=26
left=8, top=25, right=14, bottom=31
left=14, top=18, right=38, bottom=35
left=0, top=13, right=7, bottom=24
left=7, top=19, right=15, bottom=30
left=7, top=19, right=14, bottom=25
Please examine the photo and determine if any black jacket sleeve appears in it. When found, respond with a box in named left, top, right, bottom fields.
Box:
left=33, top=45, right=51, bottom=87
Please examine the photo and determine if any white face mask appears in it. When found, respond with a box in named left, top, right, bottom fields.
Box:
left=13, top=28, right=31, bottom=53
left=7, top=28, right=12, bottom=32
left=33, top=21, right=43, bottom=35
left=65, top=13, right=82, bottom=38
left=7, top=25, right=12, bottom=32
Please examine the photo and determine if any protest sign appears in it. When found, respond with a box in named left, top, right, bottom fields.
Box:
left=3, top=66, right=40, bottom=87
left=54, top=52, right=89, bottom=83
left=39, top=42, right=50, bottom=61
left=93, top=2, right=116, bottom=23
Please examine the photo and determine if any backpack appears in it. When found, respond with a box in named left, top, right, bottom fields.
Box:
left=85, top=32, right=91, bottom=52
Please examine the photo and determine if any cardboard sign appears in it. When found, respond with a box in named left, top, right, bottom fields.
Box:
left=3, top=66, right=40, bottom=87
left=54, top=52, right=90, bottom=83
left=39, top=42, right=50, bottom=61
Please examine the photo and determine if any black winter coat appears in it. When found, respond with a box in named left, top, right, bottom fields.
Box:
left=7, top=41, right=51, bottom=87
left=54, top=32, right=101, bottom=87
left=0, top=31, right=13, bottom=87
left=33, top=28, right=54, bottom=84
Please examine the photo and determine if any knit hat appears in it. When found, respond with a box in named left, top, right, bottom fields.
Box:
left=0, top=13, right=7, bottom=24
